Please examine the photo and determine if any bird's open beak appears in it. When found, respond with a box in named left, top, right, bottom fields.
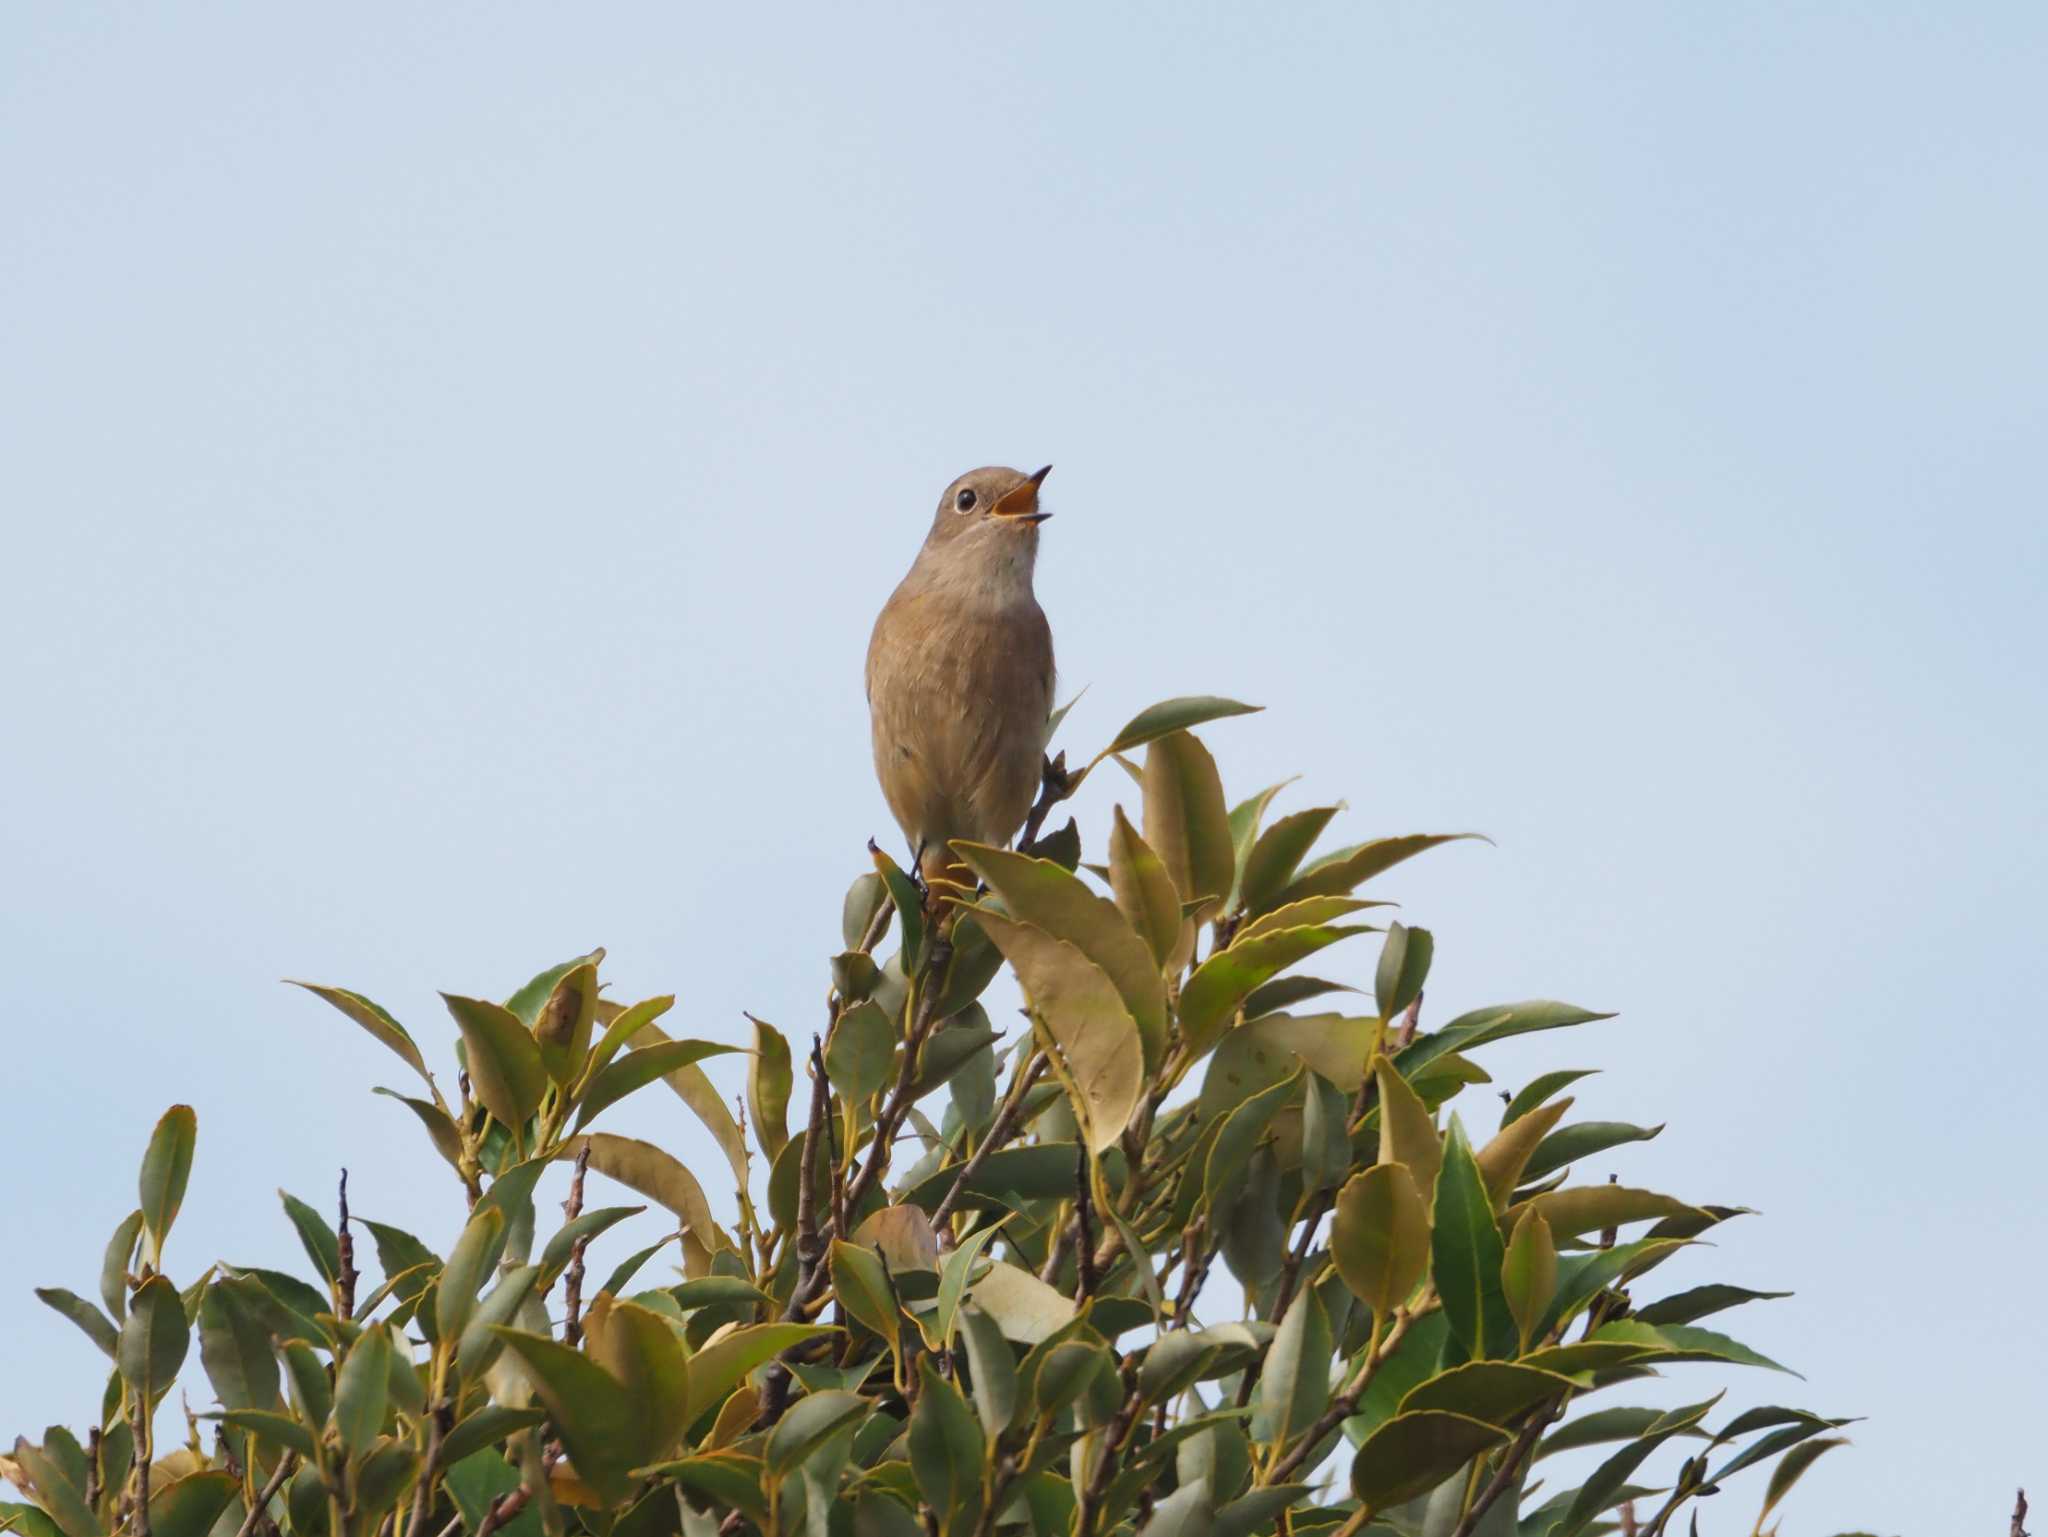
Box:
left=991, top=464, right=1053, bottom=523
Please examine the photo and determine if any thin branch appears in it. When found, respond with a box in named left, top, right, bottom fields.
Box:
left=560, top=1144, right=591, bottom=1348
left=231, top=1456, right=297, bottom=1537
left=757, top=1037, right=833, bottom=1425
left=1073, top=1149, right=1099, bottom=1300
left=336, top=1169, right=358, bottom=1318
left=1448, top=1406, right=1555, bottom=1537
left=930, top=1053, right=1048, bottom=1233
left=1017, top=752, right=1076, bottom=854
left=2014, top=1489, right=2031, bottom=1537
left=1262, top=1308, right=1421, bottom=1486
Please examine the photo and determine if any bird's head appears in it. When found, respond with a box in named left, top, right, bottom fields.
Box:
left=922, top=464, right=1052, bottom=552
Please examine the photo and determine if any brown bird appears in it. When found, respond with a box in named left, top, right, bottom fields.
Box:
left=866, top=465, right=1056, bottom=889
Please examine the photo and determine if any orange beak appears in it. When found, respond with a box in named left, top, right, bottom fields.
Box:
left=991, top=464, right=1053, bottom=523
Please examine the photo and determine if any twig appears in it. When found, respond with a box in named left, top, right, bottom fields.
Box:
left=841, top=928, right=954, bottom=1219
left=1392, top=991, right=1423, bottom=1049
left=1017, top=752, right=1076, bottom=854
left=129, top=1398, right=152, bottom=1537
left=560, top=1145, right=591, bottom=1347
left=930, top=1053, right=1048, bottom=1233
left=1073, top=1150, right=1099, bottom=1299
left=85, top=1428, right=103, bottom=1510
left=1262, top=1309, right=1420, bottom=1486
left=336, top=1170, right=358, bottom=1317
left=2015, top=1489, right=2031, bottom=1537
left=231, top=1456, right=297, bottom=1537
left=1447, top=1406, right=1556, bottom=1537
left=757, top=1038, right=833, bottom=1425
left=1074, top=1362, right=1144, bottom=1537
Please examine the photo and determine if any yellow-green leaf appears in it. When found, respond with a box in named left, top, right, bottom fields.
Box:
left=559, top=1134, right=730, bottom=1256
left=965, top=908, right=1143, bottom=1155
left=533, top=962, right=598, bottom=1087
left=1107, top=805, right=1182, bottom=969
left=137, top=1105, right=197, bottom=1264
left=1331, top=1166, right=1429, bottom=1314
left=1502, top=1209, right=1558, bottom=1353
left=745, top=1015, right=792, bottom=1160
left=1142, top=731, right=1234, bottom=906
left=442, top=994, right=548, bottom=1130
left=1374, top=1056, right=1443, bottom=1200
left=956, top=842, right=1169, bottom=1073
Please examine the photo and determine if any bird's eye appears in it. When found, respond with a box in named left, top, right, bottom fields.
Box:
left=955, top=488, right=977, bottom=512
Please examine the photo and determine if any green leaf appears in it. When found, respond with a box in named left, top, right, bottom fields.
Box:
left=456, top=1265, right=540, bottom=1377
left=34, top=1290, right=117, bottom=1360
left=969, top=1260, right=1078, bottom=1345
left=573, top=1039, right=744, bottom=1133
left=1276, top=833, right=1485, bottom=907
left=504, top=948, right=605, bottom=1026
left=287, top=983, right=435, bottom=1090
left=1330, top=1166, right=1429, bottom=1315
left=331, top=1323, right=392, bottom=1456
left=1633, top=1284, right=1791, bottom=1327
left=1179, top=925, right=1369, bottom=1057
left=1397, top=1361, right=1574, bottom=1425
left=831, top=1240, right=905, bottom=1353
left=956, top=1306, right=1017, bottom=1435
left=765, top=1391, right=868, bottom=1478
left=1108, top=804, right=1183, bottom=968
left=901, top=1144, right=1085, bottom=1214
left=1239, top=805, right=1342, bottom=916
left=843, top=872, right=891, bottom=951
left=955, top=843, right=1169, bottom=1073
left=601, top=1237, right=676, bottom=1299
left=1432, top=1116, right=1514, bottom=1361
left=1252, top=1290, right=1330, bottom=1445
left=532, top=961, right=599, bottom=1088
left=1101, top=696, right=1260, bottom=758
left=581, top=994, right=676, bottom=1089
left=681, top=1324, right=837, bottom=1426
left=370, top=1089, right=466, bottom=1171
left=1233, top=895, right=1385, bottom=948
left=745, top=1016, right=792, bottom=1159
left=870, top=846, right=926, bottom=973
left=924, top=1222, right=1004, bottom=1353
left=281, top=1339, right=334, bottom=1426
left=1375, top=1056, right=1443, bottom=1199
left=1522, top=1121, right=1665, bottom=1182
left=1547, top=1393, right=1722, bottom=1537
left=442, top=994, right=549, bottom=1130
left=1373, top=922, right=1433, bottom=1021
left=1397, top=1000, right=1615, bottom=1078
left=1503, top=1069, right=1598, bottom=1126
left=1202, top=1073, right=1300, bottom=1208
left=486, top=1328, right=643, bottom=1504
left=1143, top=731, right=1235, bottom=905
left=1138, top=1477, right=1214, bottom=1537
left=1757, top=1437, right=1850, bottom=1522
left=435, top=1205, right=506, bottom=1344
left=966, top=908, right=1143, bottom=1154
left=277, top=1190, right=340, bottom=1286
left=536, top=1206, right=643, bottom=1287
left=826, top=999, right=896, bottom=1107
left=1501, top=1209, right=1557, bottom=1353
left=1214, top=1486, right=1310, bottom=1537
left=439, top=1406, right=546, bottom=1467
left=1535, top=1405, right=1696, bottom=1462
left=8, top=1438, right=101, bottom=1537
left=145, top=1471, right=235, bottom=1537
left=1298, top=1071, right=1350, bottom=1198
left=197, top=1279, right=282, bottom=1411
left=1586, top=1320, right=1795, bottom=1375
left=137, top=1104, right=197, bottom=1264
left=908, top=1359, right=984, bottom=1537
left=99, top=1210, right=144, bottom=1323
left=1511, top=1185, right=1704, bottom=1240
left=625, top=1022, right=752, bottom=1198
left=561, top=1133, right=728, bottom=1256
left=218, top=1418, right=313, bottom=1459
left=1348, top=1411, right=1505, bottom=1510
left=118, top=1275, right=190, bottom=1402
left=585, top=1298, right=694, bottom=1462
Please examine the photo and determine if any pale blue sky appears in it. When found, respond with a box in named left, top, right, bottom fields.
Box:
left=3, top=6, right=2043, bottom=1530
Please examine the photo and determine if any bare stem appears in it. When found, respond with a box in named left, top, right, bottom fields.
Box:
left=559, top=1145, right=591, bottom=1348
left=336, top=1169, right=358, bottom=1318
left=930, top=1053, right=1048, bottom=1233
left=231, top=1456, right=297, bottom=1537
